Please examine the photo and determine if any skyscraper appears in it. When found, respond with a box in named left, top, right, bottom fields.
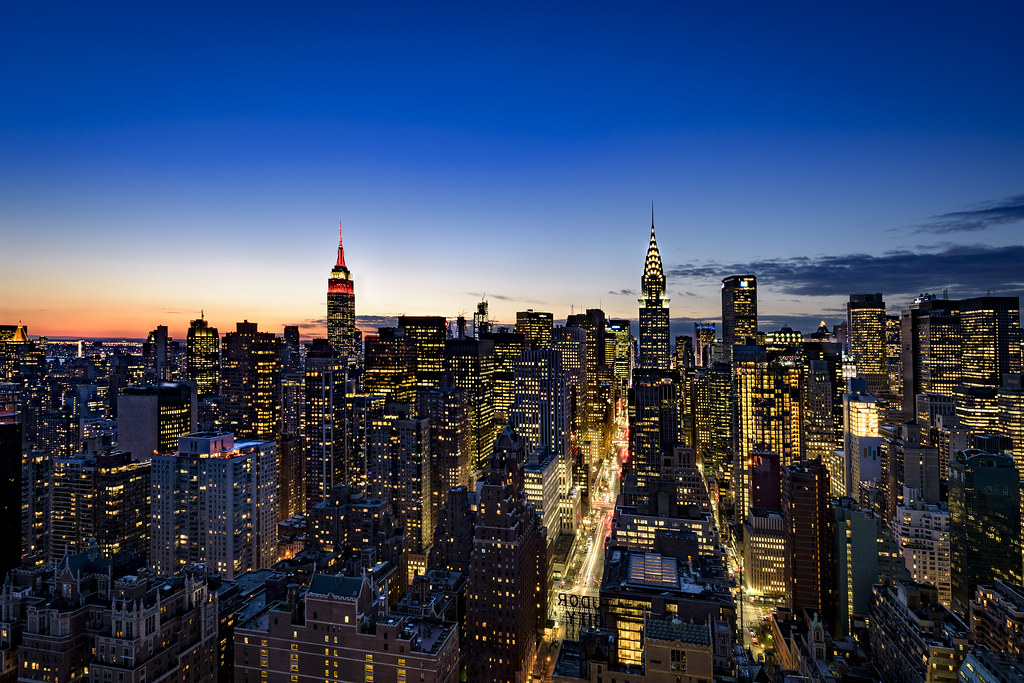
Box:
left=303, top=338, right=347, bottom=508
left=782, top=458, right=835, bottom=627
left=515, top=309, right=554, bottom=350
left=960, top=296, right=1022, bottom=388
left=116, top=381, right=197, bottom=460
left=901, top=295, right=962, bottom=414
left=327, top=222, right=357, bottom=358
left=637, top=214, right=670, bottom=371
left=398, top=315, right=448, bottom=393
left=219, top=320, right=282, bottom=440
left=186, top=316, right=219, bottom=399
left=1, top=387, right=21, bottom=579
left=847, top=293, right=887, bottom=394
left=721, top=275, right=757, bottom=363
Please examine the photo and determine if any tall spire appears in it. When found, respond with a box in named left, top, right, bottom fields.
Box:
left=335, top=222, right=347, bottom=268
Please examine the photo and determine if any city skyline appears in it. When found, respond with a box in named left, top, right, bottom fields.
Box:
left=3, top=3, right=1024, bottom=338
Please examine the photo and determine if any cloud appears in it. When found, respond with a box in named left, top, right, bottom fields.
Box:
left=668, top=244, right=1024, bottom=299
left=608, top=288, right=637, bottom=296
left=914, top=194, right=1024, bottom=234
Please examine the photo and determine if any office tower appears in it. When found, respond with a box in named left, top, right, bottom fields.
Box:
left=637, top=215, right=670, bottom=371
left=844, top=389, right=881, bottom=498
left=281, top=323, right=301, bottom=374
left=694, top=322, right=716, bottom=368
left=802, top=342, right=844, bottom=462
left=444, top=337, right=496, bottom=472
left=900, top=295, right=962, bottom=414
left=629, top=378, right=680, bottom=482
left=429, top=485, right=476, bottom=574
left=892, top=486, right=951, bottom=607
left=847, top=293, right=887, bottom=394
left=523, top=447, right=560, bottom=549
left=21, top=450, right=52, bottom=566
left=142, top=324, right=171, bottom=381
left=368, top=407, right=433, bottom=581
left=363, top=326, right=416, bottom=404
left=515, top=309, right=554, bottom=350
left=185, top=316, right=219, bottom=399
left=511, top=348, right=570, bottom=483
left=327, top=222, right=357, bottom=358
left=219, top=320, right=282, bottom=440
left=954, top=385, right=1000, bottom=434
left=674, top=335, right=694, bottom=370
left=879, top=423, right=941, bottom=521
left=566, top=308, right=611, bottom=469
left=276, top=432, right=304, bottom=521
left=721, top=275, right=757, bottom=363
left=235, top=574, right=458, bottom=683
left=51, top=449, right=150, bottom=559
left=344, top=393, right=385, bottom=493
left=551, top=326, right=586, bottom=448
left=474, top=297, right=490, bottom=336
left=733, top=345, right=802, bottom=518
left=960, top=296, right=1022, bottom=387
left=782, top=459, right=835, bottom=626
left=744, top=508, right=787, bottom=598
left=692, top=362, right=732, bottom=479
left=607, top=318, right=633, bottom=390
left=749, top=450, right=781, bottom=510
left=999, top=374, right=1024, bottom=477
left=885, top=314, right=903, bottom=395
left=479, top=329, right=526, bottom=426
left=466, top=427, right=545, bottom=682
left=398, top=315, right=448, bottom=393
left=280, top=371, right=302, bottom=434
left=116, top=381, right=197, bottom=459
left=0, top=393, right=21, bottom=579
left=949, top=449, right=1022, bottom=615
left=416, top=383, right=472, bottom=521
left=151, top=432, right=276, bottom=579
left=832, top=498, right=902, bottom=637
left=303, top=338, right=347, bottom=508
left=869, top=582, right=970, bottom=683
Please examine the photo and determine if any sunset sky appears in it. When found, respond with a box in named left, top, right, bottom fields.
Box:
left=3, top=2, right=1023, bottom=340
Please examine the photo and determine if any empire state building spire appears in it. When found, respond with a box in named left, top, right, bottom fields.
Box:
left=637, top=209, right=670, bottom=371
left=327, top=222, right=357, bottom=358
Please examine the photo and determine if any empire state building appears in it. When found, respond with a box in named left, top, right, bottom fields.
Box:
left=637, top=213, right=670, bottom=370
left=327, top=223, right=357, bottom=358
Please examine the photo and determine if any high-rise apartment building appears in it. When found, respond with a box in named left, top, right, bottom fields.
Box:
left=466, top=427, right=545, bottom=682
left=721, top=275, right=757, bottom=364
left=398, top=315, right=448, bottom=394
left=510, top=348, right=570, bottom=478
left=327, top=223, right=358, bottom=358
left=892, top=487, right=951, bottom=607
left=416, top=383, right=471, bottom=521
left=151, top=432, right=277, bottom=579
left=186, top=316, right=219, bottom=399
left=515, top=309, right=554, bottom=350
left=847, top=293, right=887, bottom=394
left=637, top=216, right=670, bottom=371
left=949, top=449, right=1022, bottom=615
left=51, top=448, right=150, bottom=559
left=303, top=338, right=347, bottom=508
left=220, top=321, right=282, bottom=440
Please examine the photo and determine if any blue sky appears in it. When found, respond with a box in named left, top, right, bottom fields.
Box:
left=2, top=2, right=1023, bottom=338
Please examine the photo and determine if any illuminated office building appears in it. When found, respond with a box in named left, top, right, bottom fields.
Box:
left=998, top=374, right=1024, bottom=477
left=733, top=345, right=802, bottom=519
left=901, top=295, right=962, bottom=414
left=674, top=334, right=694, bottom=370
left=694, top=322, right=716, bottom=368
left=692, top=362, right=732, bottom=479
left=844, top=389, right=881, bottom=497
left=637, top=215, right=670, bottom=371
left=782, top=459, right=835, bottom=627
left=949, top=449, right=1022, bottom=615
left=608, top=318, right=633, bottom=390
left=892, top=488, right=951, bottom=607
left=51, top=449, right=150, bottom=560
left=416, top=383, right=471, bottom=521
left=721, top=275, right=757, bottom=364
left=344, top=393, right=385, bottom=493
left=466, top=427, right=545, bottom=682
left=960, top=296, right=1022, bottom=388
left=142, top=324, right=172, bottom=381
left=150, top=432, right=277, bottom=579
left=474, top=297, right=490, bottom=336
left=551, top=326, right=586, bottom=449
left=21, top=449, right=52, bottom=566
left=479, top=329, right=526, bottom=426
left=185, top=316, right=219, bottom=399
left=954, top=385, right=1000, bottom=434
left=303, top=338, right=347, bottom=508
left=327, top=222, right=357, bottom=358
left=219, top=320, right=282, bottom=440
left=802, top=342, right=844, bottom=462
left=847, top=293, right=887, bottom=394
left=363, top=326, right=416, bottom=405
left=629, top=378, right=679, bottom=480
left=744, top=508, right=787, bottom=598
left=444, top=337, right=496, bottom=471
left=566, top=308, right=612, bottom=468
left=511, top=348, right=570, bottom=472
left=1, top=394, right=21, bottom=579
left=515, top=309, right=553, bottom=350
left=398, top=315, right=448, bottom=393
left=886, top=314, right=903, bottom=395
left=116, top=381, right=197, bottom=460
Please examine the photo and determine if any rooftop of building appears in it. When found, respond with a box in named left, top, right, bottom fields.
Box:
left=644, top=614, right=712, bottom=645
